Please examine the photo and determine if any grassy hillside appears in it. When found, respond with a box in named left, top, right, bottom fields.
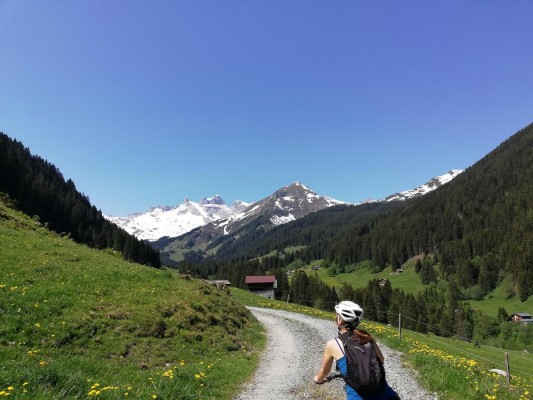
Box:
left=469, top=274, right=533, bottom=316
left=233, top=289, right=533, bottom=400
left=0, top=199, right=264, bottom=399
left=306, top=259, right=424, bottom=295
left=301, top=259, right=533, bottom=318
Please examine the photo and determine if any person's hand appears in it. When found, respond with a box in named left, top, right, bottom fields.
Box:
left=313, top=375, right=325, bottom=384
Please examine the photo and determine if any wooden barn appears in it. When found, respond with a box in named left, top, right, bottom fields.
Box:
left=245, top=275, right=277, bottom=299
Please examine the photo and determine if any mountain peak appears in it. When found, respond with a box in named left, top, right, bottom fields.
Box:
left=200, top=195, right=225, bottom=205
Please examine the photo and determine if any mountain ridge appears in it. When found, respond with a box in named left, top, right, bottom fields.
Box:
left=151, top=172, right=463, bottom=265
left=107, top=172, right=463, bottom=244
left=105, top=196, right=250, bottom=241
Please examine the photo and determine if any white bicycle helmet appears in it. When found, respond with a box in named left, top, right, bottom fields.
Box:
left=335, top=301, right=364, bottom=326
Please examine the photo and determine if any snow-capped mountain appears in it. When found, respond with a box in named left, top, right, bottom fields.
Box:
left=151, top=182, right=346, bottom=260
left=212, top=181, right=345, bottom=235
left=105, top=196, right=249, bottom=241
left=151, top=171, right=464, bottom=264
left=109, top=170, right=463, bottom=244
left=383, top=170, right=463, bottom=202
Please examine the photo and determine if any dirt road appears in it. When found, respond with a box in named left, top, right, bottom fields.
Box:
left=235, top=307, right=438, bottom=400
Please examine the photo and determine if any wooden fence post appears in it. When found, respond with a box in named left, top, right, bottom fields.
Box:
left=398, top=313, right=402, bottom=340
left=505, top=352, right=511, bottom=385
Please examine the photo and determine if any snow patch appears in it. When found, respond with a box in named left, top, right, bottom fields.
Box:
left=270, top=214, right=296, bottom=225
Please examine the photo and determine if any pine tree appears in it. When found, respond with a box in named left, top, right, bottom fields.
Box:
left=497, top=307, right=509, bottom=323
left=415, top=259, right=422, bottom=273
left=517, top=270, right=533, bottom=302
left=338, top=283, right=355, bottom=302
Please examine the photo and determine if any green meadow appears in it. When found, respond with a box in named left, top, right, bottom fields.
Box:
left=304, top=259, right=425, bottom=295
left=0, top=201, right=264, bottom=399
left=468, top=275, right=533, bottom=316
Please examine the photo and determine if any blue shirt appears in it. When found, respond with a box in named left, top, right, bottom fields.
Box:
left=336, top=354, right=399, bottom=400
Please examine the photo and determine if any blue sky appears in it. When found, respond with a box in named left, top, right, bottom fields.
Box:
left=1, top=1, right=532, bottom=216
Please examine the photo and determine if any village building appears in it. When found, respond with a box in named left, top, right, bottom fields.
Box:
left=245, top=275, right=277, bottom=299
left=510, top=312, right=533, bottom=324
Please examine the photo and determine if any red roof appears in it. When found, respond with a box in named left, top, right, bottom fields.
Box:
left=245, top=275, right=276, bottom=284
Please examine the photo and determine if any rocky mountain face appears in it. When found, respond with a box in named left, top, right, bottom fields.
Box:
left=210, top=181, right=345, bottom=234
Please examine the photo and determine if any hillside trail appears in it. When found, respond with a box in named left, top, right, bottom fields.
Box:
left=235, top=307, right=438, bottom=400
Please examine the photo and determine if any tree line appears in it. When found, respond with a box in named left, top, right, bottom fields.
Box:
left=341, top=277, right=533, bottom=352
left=0, top=132, right=161, bottom=268
left=177, top=254, right=532, bottom=351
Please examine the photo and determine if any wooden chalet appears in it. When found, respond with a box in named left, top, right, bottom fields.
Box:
left=510, top=312, right=533, bottom=324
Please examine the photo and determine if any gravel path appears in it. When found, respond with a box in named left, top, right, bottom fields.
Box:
left=236, top=307, right=439, bottom=400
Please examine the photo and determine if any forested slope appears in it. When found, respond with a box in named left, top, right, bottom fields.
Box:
left=0, top=132, right=160, bottom=267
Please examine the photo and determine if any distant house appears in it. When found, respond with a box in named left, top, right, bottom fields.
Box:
left=390, top=268, right=404, bottom=275
left=312, top=265, right=321, bottom=270
left=379, top=278, right=390, bottom=287
left=510, top=312, right=533, bottom=324
left=245, top=275, right=277, bottom=299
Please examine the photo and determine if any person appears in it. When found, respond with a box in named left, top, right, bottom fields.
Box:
left=314, top=301, right=400, bottom=400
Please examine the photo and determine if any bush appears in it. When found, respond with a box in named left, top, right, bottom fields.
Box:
left=462, top=285, right=484, bottom=300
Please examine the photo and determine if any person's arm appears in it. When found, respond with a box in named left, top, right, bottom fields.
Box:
left=313, top=340, right=335, bottom=384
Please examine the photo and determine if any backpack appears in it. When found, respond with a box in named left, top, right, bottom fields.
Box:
left=337, top=329, right=386, bottom=395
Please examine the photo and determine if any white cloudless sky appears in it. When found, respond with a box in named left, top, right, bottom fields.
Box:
left=1, top=1, right=532, bottom=215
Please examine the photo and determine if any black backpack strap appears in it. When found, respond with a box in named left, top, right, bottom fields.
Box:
left=371, top=340, right=385, bottom=364
left=338, top=331, right=358, bottom=366
left=334, top=337, right=345, bottom=356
